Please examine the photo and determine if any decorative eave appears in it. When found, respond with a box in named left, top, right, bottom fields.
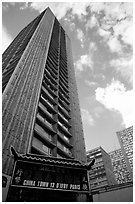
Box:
left=10, top=146, right=95, bottom=170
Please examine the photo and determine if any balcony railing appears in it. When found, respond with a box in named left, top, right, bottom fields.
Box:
left=58, top=121, right=69, bottom=132
left=39, top=102, right=54, bottom=119
left=42, top=86, right=54, bottom=101
left=58, top=111, right=69, bottom=123
left=41, top=95, right=54, bottom=109
left=37, top=113, right=53, bottom=130
left=35, top=123, right=52, bottom=142
left=57, top=130, right=70, bottom=143
left=58, top=104, right=70, bottom=118
left=57, top=141, right=72, bottom=155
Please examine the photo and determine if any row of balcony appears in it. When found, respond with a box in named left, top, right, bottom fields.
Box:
left=42, top=75, right=70, bottom=109
left=37, top=100, right=71, bottom=136
left=32, top=122, right=72, bottom=158
left=57, top=140, right=72, bottom=156
left=46, top=56, right=58, bottom=73
left=35, top=118, right=71, bottom=146
left=41, top=87, right=70, bottom=118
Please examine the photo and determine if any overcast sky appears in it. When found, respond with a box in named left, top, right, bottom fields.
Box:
left=2, top=1, right=133, bottom=153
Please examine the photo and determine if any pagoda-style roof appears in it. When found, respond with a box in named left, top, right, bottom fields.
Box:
left=11, top=146, right=95, bottom=170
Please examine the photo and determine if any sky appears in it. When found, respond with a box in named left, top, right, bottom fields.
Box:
left=2, top=1, right=133, bottom=153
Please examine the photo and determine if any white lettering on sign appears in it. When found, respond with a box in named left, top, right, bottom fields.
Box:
left=50, top=182, right=55, bottom=188
left=37, top=181, right=49, bottom=188
left=56, top=183, right=68, bottom=189
left=70, top=184, right=80, bottom=190
left=23, top=180, right=35, bottom=186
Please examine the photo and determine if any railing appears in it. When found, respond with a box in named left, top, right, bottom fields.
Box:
left=57, top=141, right=72, bottom=155
left=41, top=95, right=54, bottom=108
left=57, top=130, right=70, bottom=143
left=35, top=123, right=52, bottom=141
left=37, top=113, right=53, bottom=129
left=39, top=102, right=53, bottom=119
left=58, top=111, right=69, bottom=123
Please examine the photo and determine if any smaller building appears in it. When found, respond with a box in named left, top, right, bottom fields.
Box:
left=87, top=147, right=116, bottom=190
left=117, top=126, right=133, bottom=180
left=109, top=148, right=132, bottom=184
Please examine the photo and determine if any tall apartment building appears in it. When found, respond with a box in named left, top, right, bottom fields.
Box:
left=86, top=147, right=116, bottom=191
left=116, top=126, right=133, bottom=180
left=2, top=8, right=90, bottom=202
left=109, top=149, right=132, bottom=184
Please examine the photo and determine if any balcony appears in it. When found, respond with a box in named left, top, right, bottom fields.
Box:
left=57, top=130, right=70, bottom=143
left=36, top=113, right=56, bottom=134
left=46, top=65, right=58, bottom=80
left=58, top=121, right=71, bottom=137
left=43, top=81, right=57, bottom=98
left=48, top=48, right=58, bottom=59
left=41, top=86, right=56, bottom=104
left=34, top=123, right=52, bottom=142
left=58, top=104, right=70, bottom=119
left=59, top=97, right=70, bottom=112
left=59, top=66, right=68, bottom=78
left=60, top=58, right=67, bottom=68
left=47, top=53, right=58, bottom=67
left=57, top=141, right=73, bottom=158
left=45, top=69, right=57, bottom=85
left=59, top=80, right=69, bottom=94
left=59, top=91, right=69, bottom=106
left=58, top=112, right=71, bottom=128
left=59, top=70, right=68, bottom=83
left=38, top=102, right=55, bottom=123
left=59, top=85, right=69, bottom=100
left=46, top=58, right=58, bottom=73
left=49, top=45, right=59, bottom=54
left=40, top=95, right=56, bottom=113
left=32, top=139, right=53, bottom=156
left=58, top=111, right=68, bottom=123
left=59, top=75, right=68, bottom=88
left=44, top=74, right=57, bottom=90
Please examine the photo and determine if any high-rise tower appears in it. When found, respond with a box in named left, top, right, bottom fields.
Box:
left=2, top=8, right=91, bottom=202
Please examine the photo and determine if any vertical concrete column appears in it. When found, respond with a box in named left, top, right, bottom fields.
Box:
left=2, top=8, right=55, bottom=176
left=65, top=34, right=87, bottom=163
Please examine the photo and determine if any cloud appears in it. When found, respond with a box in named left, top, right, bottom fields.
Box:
left=89, top=42, right=97, bottom=52
left=29, top=2, right=70, bottom=19
left=107, top=36, right=122, bottom=53
left=81, top=108, right=95, bottom=126
left=88, top=3, right=133, bottom=54
left=95, top=79, right=133, bottom=127
left=85, top=80, right=98, bottom=87
left=113, top=17, right=133, bottom=46
left=2, top=25, right=13, bottom=53
left=85, top=14, right=98, bottom=30
left=74, top=54, right=93, bottom=72
left=76, top=29, right=85, bottom=47
left=94, top=106, right=105, bottom=118
left=74, top=41, right=97, bottom=75
left=28, top=2, right=89, bottom=20
left=110, top=56, right=133, bottom=85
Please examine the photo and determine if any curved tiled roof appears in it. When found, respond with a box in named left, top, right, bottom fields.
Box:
left=10, top=146, right=95, bottom=170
